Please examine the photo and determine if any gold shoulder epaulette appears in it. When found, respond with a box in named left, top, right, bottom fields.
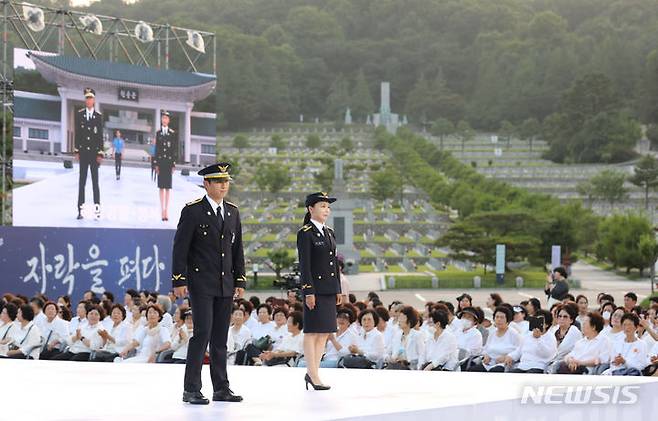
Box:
left=169, top=128, right=175, bottom=133
left=300, top=224, right=312, bottom=232
left=186, top=197, right=203, bottom=206
left=77, top=108, right=85, bottom=113
left=225, top=200, right=238, bottom=208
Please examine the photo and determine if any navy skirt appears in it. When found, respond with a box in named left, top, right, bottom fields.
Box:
left=303, top=294, right=337, bottom=333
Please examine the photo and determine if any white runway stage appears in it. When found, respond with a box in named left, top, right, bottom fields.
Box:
left=2, top=360, right=657, bottom=421
left=13, top=160, right=204, bottom=229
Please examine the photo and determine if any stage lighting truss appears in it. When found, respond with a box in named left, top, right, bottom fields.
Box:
left=0, top=0, right=216, bottom=75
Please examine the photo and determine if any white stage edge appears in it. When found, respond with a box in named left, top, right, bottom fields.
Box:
left=2, top=360, right=657, bottom=421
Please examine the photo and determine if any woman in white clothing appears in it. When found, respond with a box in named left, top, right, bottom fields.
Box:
left=260, top=311, right=304, bottom=366
left=271, top=308, right=291, bottom=350
left=509, top=305, right=529, bottom=334
left=171, top=310, right=194, bottom=363
left=0, top=303, right=18, bottom=343
left=92, top=304, right=133, bottom=362
left=229, top=307, right=252, bottom=353
left=1, top=304, right=42, bottom=359
left=387, top=306, right=425, bottom=370
left=422, top=309, right=458, bottom=371
left=68, top=301, right=89, bottom=333
left=549, top=303, right=582, bottom=361
left=468, top=306, right=520, bottom=372
left=605, top=313, right=649, bottom=376
left=39, top=301, right=70, bottom=360
left=317, top=310, right=358, bottom=368
left=118, top=304, right=171, bottom=363
left=251, top=304, right=276, bottom=340
left=455, top=307, right=483, bottom=358
left=509, top=309, right=557, bottom=373
left=575, top=295, right=589, bottom=326
left=344, top=309, right=385, bottom=367
left=53, top=304, right=105, bottom=361
left=558, top=312, right=610, bottom=374
left=601, top=307, right=626, bottom=345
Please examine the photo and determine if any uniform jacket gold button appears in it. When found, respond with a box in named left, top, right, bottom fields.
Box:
left=221, top=271, right=225, bottom=276
left=331, top=273, right=335, bottom=277
left=221, top=253, right=225, bottom=257
left=318, top=275, right=321, bottom=279
left=195, top=268, right=199, bottom=272
left=330, top=262, right=333, bottom=265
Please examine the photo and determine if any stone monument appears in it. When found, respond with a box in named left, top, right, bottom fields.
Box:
left=344, top=107, right=352, bottom=125
left=372, top=82, right=400, bottom=133
left=328, top=158, right=360, bottom=273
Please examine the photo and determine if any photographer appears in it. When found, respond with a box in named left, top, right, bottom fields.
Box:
left=508, top=309, right=557, bottom=373
left=544, top=267, right=570, bottom=308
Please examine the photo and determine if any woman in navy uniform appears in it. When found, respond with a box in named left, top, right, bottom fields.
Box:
left=154, top=111, right=177, bottom=221
left=297, top=192, right=342, bottom=390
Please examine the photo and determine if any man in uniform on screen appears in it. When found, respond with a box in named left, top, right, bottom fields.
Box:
left=74, top=87, right=104, bottom=220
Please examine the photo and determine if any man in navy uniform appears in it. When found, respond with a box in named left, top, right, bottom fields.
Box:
left=74, top=87, right=104, bottom=220
left=172, top=162, right=246, bottom=405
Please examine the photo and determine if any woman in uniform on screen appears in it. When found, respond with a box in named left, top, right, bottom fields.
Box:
left=154, top=111, right=178, bottom=221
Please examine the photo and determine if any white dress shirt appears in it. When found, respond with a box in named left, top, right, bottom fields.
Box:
left=124, top=325, right=171, bottom=363
left=271, top=324, right=290, bottom=350
left=100, top=321, right=133, bottom=354
left=276, top=332, right=304, bottom=354
left=171, top=325, right=191, bottom=360
left=33, top=312, right=47, bottom=333
left=205, top=194, right=225, bottom=219
left=251, top=321, right=276, bottom=340
left=0, top=321, right=13, bottom=340
left=68, top=316, right=88, bottom=334
left=310, top=218, right=326, bottom=234
left=550, top=325, right=583, bottom=360
left=609, top=337, right=649, bottom=372
left=389, top=328, right=426, bottom=369
left=8, top=321, right=42, bottom=359
left=508, top=331, right=557, bottom=371
left=422, top=329, right=459, bottom=370
left=68, top=322, right=103, bottom=354
left=40, top=317, right=70, bottom=348
left=245, top=314, right=259, bottom=332
left=455, top=326, right=483, bottom=357
left=565, top=334, right=611, bottom=364
left=325, top=328, right=358, bottom=360
left=482, top=327, right=521, bottom=370
left=357, top=328, right=385, bottom=362
left=230, top=325, right=252, bottom=351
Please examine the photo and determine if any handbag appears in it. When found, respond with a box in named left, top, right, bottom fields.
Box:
left=253, top=335, right=273, bottom=351
left=385, top=360, right=410, bottom=370
left=340, top=354, right=374, bottom=369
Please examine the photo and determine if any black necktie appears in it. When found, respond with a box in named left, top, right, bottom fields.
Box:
left=217, top=205, right=224, bottom=230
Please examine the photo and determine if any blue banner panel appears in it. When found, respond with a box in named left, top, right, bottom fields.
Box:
left=0, top=227, right=175, bottom=301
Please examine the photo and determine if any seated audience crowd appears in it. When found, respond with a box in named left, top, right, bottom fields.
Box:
left=1, top=284, right=657, bottom=377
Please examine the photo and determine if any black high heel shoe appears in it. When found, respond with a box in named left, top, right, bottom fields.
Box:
left=304, top=373, right=330, bottom=391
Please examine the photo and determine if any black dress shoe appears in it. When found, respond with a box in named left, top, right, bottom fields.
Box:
left=182, top=391, right=209, bottom=405
left=213, top=389, right=243, bottom=402
left=76, top=213, right=83, bottom=220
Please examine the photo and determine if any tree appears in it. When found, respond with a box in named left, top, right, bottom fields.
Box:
left=578, top=170, right=628, bottom=209
left=351, top=70, right=375, bottom=122
left=232, top=134, right=250, bottom=150
left=306, top=134, right=321, bottom=149
left=266, top=248, right=296, bottom=280
left=340, top=137, right=354, bottom=153
left=369, top=167, right=402, bottom=202
left=518, top=118, right=541, bottom=153
left=629, top=155, right=658, bottom=210
left=325, top=74, right=351, bottom=121
left=499, top=120, right=516, bottom=150
left=271, top=134, right=287, bottom=150
left=596, top=214, right=655, bottom=274
left=253, top=164, right=291, bottom=193
left=431, top=118, right=454, bottom=151
left=456, top=120, right=475, bottom=154
left=439, top=210, right=543, bottom=274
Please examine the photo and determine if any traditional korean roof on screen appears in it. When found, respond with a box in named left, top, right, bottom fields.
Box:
left=30, top=53, right=216, bottom=88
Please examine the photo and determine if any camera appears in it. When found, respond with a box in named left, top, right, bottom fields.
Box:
left=273, top=262, right=301, bottom=289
